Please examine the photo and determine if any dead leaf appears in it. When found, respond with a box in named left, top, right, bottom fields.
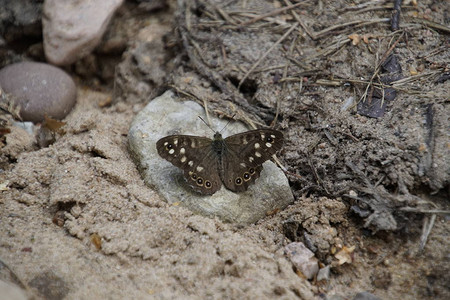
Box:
left=98, top=95, right=113, bottom=108
left=335, top=245, right=356, bottom=265
left=90, top=233, right=102, bottom=250
left=409, top=66, right=418, bottom=75
left=348, top=34, right=360, bottom=46
left=42, top=115, right=66, bottom=133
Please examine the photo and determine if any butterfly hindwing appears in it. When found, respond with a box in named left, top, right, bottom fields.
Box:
left=183, top=145, right=222, bottom=195
left=156, top=135, right=222, bottom=194
left=221, top=129, right=283, bottom=192
left=156, top=129, right=283, bottom=195
left=221, top=151, right=264, bottom=192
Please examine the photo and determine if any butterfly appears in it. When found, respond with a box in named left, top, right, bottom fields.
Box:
left=156, top=129, right=284, bottom=195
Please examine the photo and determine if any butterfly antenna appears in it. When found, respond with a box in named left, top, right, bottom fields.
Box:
left=198, top=116, right=215, bottom=133
left=219, top=114, right=236, bottom=133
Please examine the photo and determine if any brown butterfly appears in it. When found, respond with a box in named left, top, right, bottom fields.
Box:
left=156, top=129, right=283, bottom=195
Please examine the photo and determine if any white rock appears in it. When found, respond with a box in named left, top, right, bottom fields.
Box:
left=43, top=0, right=124, bottom=66
left=285, top=242, right=319, bottom=280
left=128, top=90, right=294, bottom=224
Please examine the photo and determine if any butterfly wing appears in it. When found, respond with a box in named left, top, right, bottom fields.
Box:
left=221, top=129, right=283, bottom=192
left=156, top=135, right=222, bottom=195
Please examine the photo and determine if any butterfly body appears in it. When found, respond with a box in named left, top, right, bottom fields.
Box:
left=156, top=129, right=283, bottom=195
left=211, top=132, right=225, bottom=158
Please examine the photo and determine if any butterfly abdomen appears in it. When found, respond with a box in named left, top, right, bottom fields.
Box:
left=211, top=133, right=226, bottom=181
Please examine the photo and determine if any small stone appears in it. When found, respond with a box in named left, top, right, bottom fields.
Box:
left=328, top=295, right=345, bottom=300
left=70, top=205, right=82, bottom=217
left=317, top=265, right=330, bottom=281
left=284, top=242, right=319, bottom=280
left=353, top=292, right=381, bottom=300
left=0, top=62, right=77, bottom=123
left=349, top=190, right=357, bottom=197
left=11, top=120, right=35, bottom=135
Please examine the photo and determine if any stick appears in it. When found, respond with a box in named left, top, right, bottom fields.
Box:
left=240, top=1, right=306, bottom=26
left=391, top=0, right=402, bottom=31
left=314, top=18, right=389, bottom=38
left=418, top=214, right=436, bottom=252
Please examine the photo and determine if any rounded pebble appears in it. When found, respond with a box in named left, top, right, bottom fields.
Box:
left=0, top=62, right=77, bottom=123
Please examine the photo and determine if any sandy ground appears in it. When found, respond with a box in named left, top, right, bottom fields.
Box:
left=1, top=0, right=449, bottom=299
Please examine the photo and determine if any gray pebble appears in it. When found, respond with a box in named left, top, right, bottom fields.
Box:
left=353, top=292, right=381, bottom=300
left=0, top=62, right=76, bottom=123
left=317, top=265, right=330, bottom=281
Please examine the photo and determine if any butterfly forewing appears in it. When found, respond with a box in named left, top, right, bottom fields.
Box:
left=156, top=129, right=283, bottom=195
left=156, top=135, right=222, bottom=194
left=221, top=129, right=283, bottom=192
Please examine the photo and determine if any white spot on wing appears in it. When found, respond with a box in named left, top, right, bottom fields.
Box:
left=181, top=156, right=187, bottom=163
left=254, top=143, right=260, bottom=149
left=261, top=134, right=265, bottom=140
left=191, top=140, right=196, bottom=147
left=180, top=147, right=186, bottom=155
left=196, top=166, right=204, bottom=172
left=164, top=142, right=168, bottom=146
left=174, top=138, right=178, bottom=145
left=265, top=142, right=272, bottom=148
left=255, top=151, right=262, bottom=158
left=270, top=134, right=275, bottom=138
left=188, top=161, right=194, bottom=167
left=240, top=163, right=246, bottom=168
left=249, top=156, right=254, bottom=162
left=243, top=136, right=248, bottom=144
left=169, top=149, right=175, bottom=155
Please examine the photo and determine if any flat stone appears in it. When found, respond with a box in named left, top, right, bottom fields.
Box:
left=43, top=0, right=124, bottom=66
left=128, top=90, right=294, bottom=224
left=0, top=62, right=77, bottom=123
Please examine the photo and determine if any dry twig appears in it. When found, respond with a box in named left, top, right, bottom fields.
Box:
left=283, top=0, right=315, bottom=39
left=391, top=0, right=402, bottom=31
left=240, top=1, right=306, bottom=26
left=357, top=31, right=405, bottom=104
left=407, top=17, right=450, bottom=34
left=314, top=18, right=390, bottom=39
left=418, top=214, right=436, bottom=253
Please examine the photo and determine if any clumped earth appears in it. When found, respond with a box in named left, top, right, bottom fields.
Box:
left=1, top=0, right=449, bottom=299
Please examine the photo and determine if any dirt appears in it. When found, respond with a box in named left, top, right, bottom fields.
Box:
left=1, top=0, right=449, bottom=299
